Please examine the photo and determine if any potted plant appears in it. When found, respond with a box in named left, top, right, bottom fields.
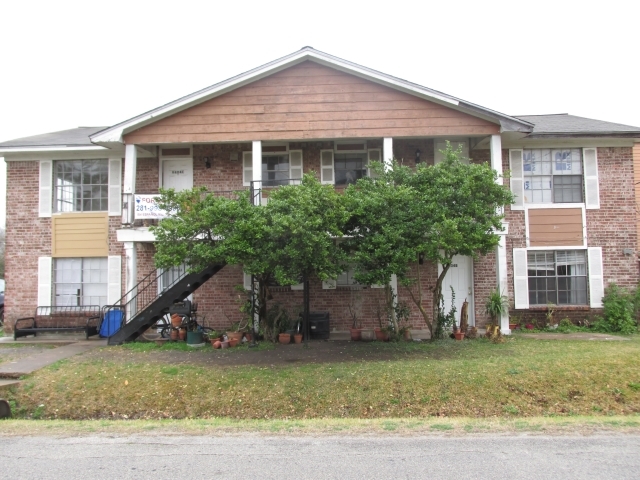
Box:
left=485, top=288, right=508, bottom=339
left=278, top=315, right=291, bottom=344
left=186, top=323, right=204, bottom=347
left=454, top=327, right=465, bottom=341
left=348, top=303, right=361, bottom=341
left=207, top=330, right=220, bottom=347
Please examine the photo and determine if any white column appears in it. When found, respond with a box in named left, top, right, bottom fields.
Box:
left=383, top=137, right=399, bottom=304
left=252, top=140, right=262, bottom=206
left=383, top=137, right=393, bottom=172
left=123, top=144, right=137, bottom=194
left=124, top=241, right=137, bottom=322
left=491, top=134, right=510, bottom=334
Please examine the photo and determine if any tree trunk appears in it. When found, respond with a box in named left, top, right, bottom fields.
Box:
left=385, top=284, right=399, bottom=334
left=432, top=263, right=451, bottom=341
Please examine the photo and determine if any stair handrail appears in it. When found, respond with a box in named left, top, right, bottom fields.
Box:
left=104, top=264, right=189, bottom=324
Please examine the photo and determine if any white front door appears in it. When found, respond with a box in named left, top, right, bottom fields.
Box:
left=439, top=255, right=474, bottom=326
left=162, top=158, right=193, bottom=191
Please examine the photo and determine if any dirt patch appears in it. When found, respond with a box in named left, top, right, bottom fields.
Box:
left=81, top=340, right=465, bottom=368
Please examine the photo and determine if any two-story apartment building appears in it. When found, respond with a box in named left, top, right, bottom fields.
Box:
left=1, top=47, right=639, bottom=337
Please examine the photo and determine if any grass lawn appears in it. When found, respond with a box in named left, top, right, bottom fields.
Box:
left=4, top=335, right=640, bottom=420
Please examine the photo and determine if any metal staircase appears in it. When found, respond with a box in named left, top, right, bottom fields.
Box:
left=106, top=263, right=225, bottom=345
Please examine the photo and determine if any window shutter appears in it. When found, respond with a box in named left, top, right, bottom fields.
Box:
left=509, top=149, right=525, bottom=210
left=39, top=160, right=52, bottom=217
left=107, top=256, right=122, bottom=304
left=588, top=247, right=604, bottom=308
left=320, top=150, right=334, bottom=184
left=583, top=148, right=600, bottom=209
left=108, top=158, right=122, bottom=216
left=243, top=152, right=253, bottom=186
left=367, top=148, right=381, bottom=178
left=37, top=256, right=52, bottom=310
left=243, top=272, right=252, bottom=291
left=512, top=248, right=529, bottom=309
left=289, top=150, right=303, bottom=184
left=322, top=279, right=337, bottom=289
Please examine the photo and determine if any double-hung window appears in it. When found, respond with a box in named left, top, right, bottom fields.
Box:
left=54, top=159, right=109, bottom=212
left=527, top=250, right=587, bottom=305
left=262, top=155, right=291, bottom=187
left=334, top=153, right=368, bottom=186
left=523, top=149, right=583, bottom=204
left=54, top=258, right=108, bottom=307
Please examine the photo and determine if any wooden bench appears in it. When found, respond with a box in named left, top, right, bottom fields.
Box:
left=14, top=306, right=102, bottom=340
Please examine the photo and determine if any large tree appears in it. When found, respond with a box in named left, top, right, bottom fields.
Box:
left=345, top=143, right=513, bottom=339
left=152, top=174, right=348, bottom=336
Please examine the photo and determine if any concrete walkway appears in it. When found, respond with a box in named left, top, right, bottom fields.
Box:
left=0, top=339, right=107, bottom=379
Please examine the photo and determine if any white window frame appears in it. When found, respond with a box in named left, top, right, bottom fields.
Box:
left=53, top=257, right=109, bottom=307
left=521, top=147, right=586, bottom=207
left=52, top=159, right=111, bottom=214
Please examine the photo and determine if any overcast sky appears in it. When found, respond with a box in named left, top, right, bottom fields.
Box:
left=0, top=0, right=638, bottom=227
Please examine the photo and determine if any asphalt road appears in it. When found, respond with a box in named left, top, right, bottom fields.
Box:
left=1, top=434, right=639, bottom=479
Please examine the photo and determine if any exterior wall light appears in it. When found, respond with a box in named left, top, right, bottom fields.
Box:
left=203, top=157, right=212, bottom=169
left=415, top=149, right=422, bottom=163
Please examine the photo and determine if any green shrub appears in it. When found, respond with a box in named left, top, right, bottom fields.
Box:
left=593, top=284, right=637, bottom=334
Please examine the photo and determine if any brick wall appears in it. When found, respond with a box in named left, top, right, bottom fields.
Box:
left=3, top=160, right=126, bottom=333
left=501, top=146, right=638, bottom=325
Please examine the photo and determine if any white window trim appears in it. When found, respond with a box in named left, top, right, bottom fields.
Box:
left=524, top=204, right=587, bottom=249
left=520, top=146, right=588, bottom=207
left=525, top=248, right=591, bottom=307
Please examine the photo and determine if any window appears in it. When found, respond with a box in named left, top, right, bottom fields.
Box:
left=54, top=258, right=108, bottom=307
left=334, top=153, right=368, bottom=186
left=261, top=154, right=290, bottom=187
left=54, top=159, right=109, bottom=212
left=527, top=250, right=587, bottom=305
left=523, top=149, right=583, bottom=204
left=337, top=266, right=359, bottom=286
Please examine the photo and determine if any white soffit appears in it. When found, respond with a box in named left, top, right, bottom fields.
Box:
left=91, top=48, right=528, bottom=144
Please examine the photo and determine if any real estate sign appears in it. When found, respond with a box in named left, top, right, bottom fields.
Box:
left=134, top=195, right=167, bottom=219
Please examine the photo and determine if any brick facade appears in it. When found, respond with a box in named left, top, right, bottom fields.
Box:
left=3, top=142, right=637, bottom=335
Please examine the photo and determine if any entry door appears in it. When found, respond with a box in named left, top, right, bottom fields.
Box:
left=162, top=158, right=193, bottom=191
left=439, top=255, right=474, bottom=326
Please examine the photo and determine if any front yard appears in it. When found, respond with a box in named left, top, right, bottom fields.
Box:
left=3, top=335, right=640, bottom=420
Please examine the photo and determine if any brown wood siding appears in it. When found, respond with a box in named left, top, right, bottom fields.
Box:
left=124, top=61, right=499, bottom=144
left=634, top=143, right=640, bottom=250
left=528, top=208, right=584, bottom=247
left=52, top=212, right=109, bottom=258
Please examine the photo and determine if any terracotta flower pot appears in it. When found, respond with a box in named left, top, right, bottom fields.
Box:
left=170, top=329, right=179, bottom=341
left=293, top=333, right=303, bottom=344
left=454, top=331, right=465, bottom=341
left=509, top=323, right=518, bottom=330
left=403, top=329, right=412, bottom=341
left=229, top=338, right=239, bottom=348
left=278, top=333, right=291, bottom=344
left=171, top=314, right=182, bottom=328
left=212, top=340, right=221, bottom=349
left=374, top=328, right=389, bottom=342
left=349, top=328, right=362, bottom=341
left=226, top=331, right=243, bottom=342
left=179, top=329, right=187, bottom=341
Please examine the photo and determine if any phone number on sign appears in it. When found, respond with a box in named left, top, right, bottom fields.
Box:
left=134, top=195, right=168, bottom=219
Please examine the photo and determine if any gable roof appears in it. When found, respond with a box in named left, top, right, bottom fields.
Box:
left=514, top=114, right=640, bottom=137
left=0, top=127, right=107, bottom=152
left=90, top=47, right=533, bottom=144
